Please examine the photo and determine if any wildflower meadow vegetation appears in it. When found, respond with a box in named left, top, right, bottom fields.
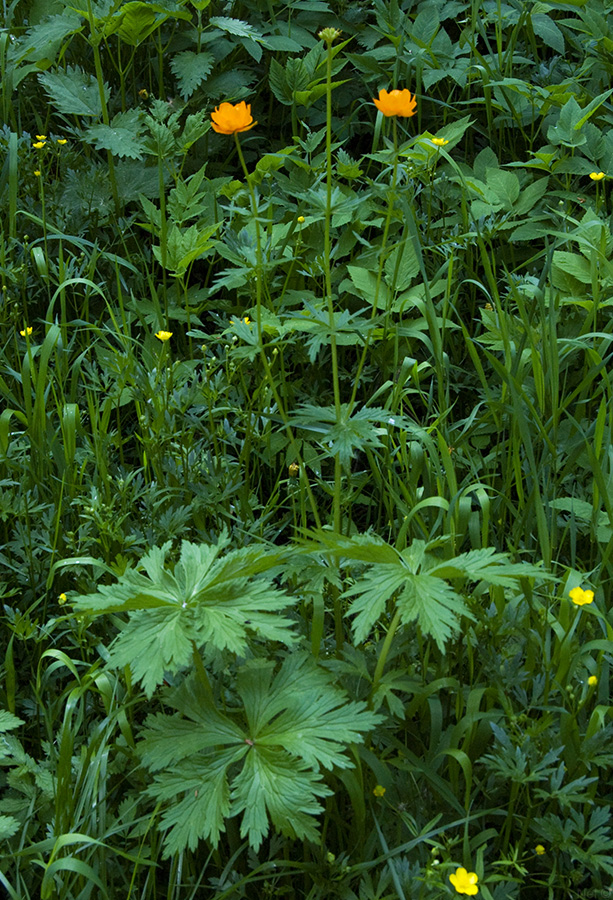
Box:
left=2, top=0, right=613, bottom=898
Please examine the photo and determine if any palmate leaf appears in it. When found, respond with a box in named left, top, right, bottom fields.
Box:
left=304, top=533, right=547, bottom=651
left=138, top=654, right=382, bottom=854
left=71, top=538, right=298, bottom=696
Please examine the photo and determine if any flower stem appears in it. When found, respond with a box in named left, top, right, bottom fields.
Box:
left=234, top=133, right=322, bottom=529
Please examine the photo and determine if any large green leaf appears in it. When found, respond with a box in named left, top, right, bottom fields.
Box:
left=85, top=109, right=147, bottom=158
left=170, top=51, right=215, bottom=100
left=71, top=538, right=298, bottom=695
left=139, top=654, right=382, bottom=853
left=38, top=65, right=108, bottom=117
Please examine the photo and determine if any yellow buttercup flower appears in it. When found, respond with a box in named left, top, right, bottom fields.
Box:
left=589, top=172, right=606, bottom=181
left=297, top=215, right=305, bottom=223
left=57, top=138, right=68, bottom=145
left=535, top=844, right=545, bottom=856
left=588, top=675, right=598, bottom=686
left=34, top=170, right=41, bottom=177
left=35, top=134, right=47, bottom=140
left=58, top=592, right=67, bottom=605
left=373, top=88, right=417, bottom=118
left=32, top=141, right=46, bottom=149
left=229, top=316, right=250, bottom=325
left=431, top=137, right=449, bottom=146
left=211, top=101, right=256, bottom=135
left=569, top=586, right=594, bottom=606
left=19, top=326, right=33, bottom=336
left=373, top=784, right=386, bottom=797
left=450, top=867, right=479, bottom=896
left=155, top=330, right=173, bottom=342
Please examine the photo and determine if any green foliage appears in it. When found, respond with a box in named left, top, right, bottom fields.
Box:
left=3, top=0, right=613, bottom=896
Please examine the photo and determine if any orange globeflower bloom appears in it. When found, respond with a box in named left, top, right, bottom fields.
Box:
left=211, top=101, right=256, bottom=135
left=373, top=88, right=417, bottom=118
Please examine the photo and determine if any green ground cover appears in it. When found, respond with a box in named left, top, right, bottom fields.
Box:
left=2, top=0, right=613, bottom=897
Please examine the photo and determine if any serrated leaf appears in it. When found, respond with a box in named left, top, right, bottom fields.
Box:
left=85, top=109, right=146, bottom=158
left=13, top=12, right=84, bottom=64
left=72, top=539, right=298, bottom=695
left=138, top=653, right=382, bottom=854
left=0, top=710, right=24, bottom=732
left=233, top=748, right=329, bottom=850
left=38, top=65, right=108, bottom=117
left=209, top=16, right=262, bottom=41
left=0, top=814, right=19, bottom=840
left=170, top=51, right=215, bottom=100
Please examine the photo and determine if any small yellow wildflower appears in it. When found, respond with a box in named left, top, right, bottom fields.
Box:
left=155, top=330, right=173, bottom=342
left=32, top=141, right=46, bottom=149
left=34, top=170, right=41, bottom=177
left=589, top=172, right=606, bottom=181
left=588, top=675, right=598, bottom=686
left=535, top=844, right=545, bottom=856
left=450, top=867, right=479, bottom=896
left=139, top=88, right=149, bottom=99
left=373, top=784, right=386, bottom=797
left=230, top=316, right=250, bottom=325
left=288, top=462, right=300, bottom=477
left=19, top=326, right=33, bottom=336
left=569, top=586, right=594, bottom=606
left=57, top=138, right=68, bottom=145
left=297, top=215, right=305, bottom=223
left=35, top=134, right=47, bottom=140
left=58, top=593, right=67, bottom=605
left=431, top=137, right=449, bottom=146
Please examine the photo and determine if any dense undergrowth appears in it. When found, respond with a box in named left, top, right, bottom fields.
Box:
left=2, top=0, right=613, bottom=897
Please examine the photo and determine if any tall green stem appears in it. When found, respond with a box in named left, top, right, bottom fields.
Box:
left=234, top=133, right=322, bottom=529
left=322, top=30, right=343, bottom=533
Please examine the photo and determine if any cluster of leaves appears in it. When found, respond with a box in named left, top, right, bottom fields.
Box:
left=2, top=0, right=613, bottom=898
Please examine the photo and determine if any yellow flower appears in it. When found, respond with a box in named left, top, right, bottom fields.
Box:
left=35, top=134, right=47, bottom=140
left=139, top=88, right=149, bottom=99
left=155, top=330, right=173, bottom=342
left=588, top=675, right=598, bottom=686
left=450, top=867, right=479, bottom=896
left=230, top=316, right=250, bottom=325
left=288, top=462, right=300, bottom=477
left=34, top=170, right=41, bottom=177
left=373, top=784, right=386, bottom=797
left=19, top=326, right=33, bottom=336
left=535, top=844, right=545, bottom=856
left=589, top=172, right=606, bottom=181
left=297, top=215, right=305, bottom=223
left=57, top=138, right=68, bottom=145
left=569, top=586, right=594, bottom=606
left=211, top=101, right=256, bottom=135
left=58, top=592, right=67, bottom=605
left=32, top=141, right=46, bottom=149
left=431, top=137, right=449, bottom=146
left=373, top=88, right=417, bottom=118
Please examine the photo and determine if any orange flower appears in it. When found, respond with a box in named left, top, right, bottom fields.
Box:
left=211, top=101, right=256, bottom=135
left=373, top=88, right=417, bottom=118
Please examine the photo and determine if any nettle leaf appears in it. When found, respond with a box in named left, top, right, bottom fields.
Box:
left=71, top=538, right=298, bottom=696
left=0, top=815, right=19, bottom=840
left=209, top=16, right=263, bottom=41
left=138, top=654, right=382, bottom=854
left=170, top=51, right=215, bottom=100
left=85, top=109, right=147, bottom=158
left=38, top=66, right=108, bottom=117
left=13, top=12, right=84, bottom=64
